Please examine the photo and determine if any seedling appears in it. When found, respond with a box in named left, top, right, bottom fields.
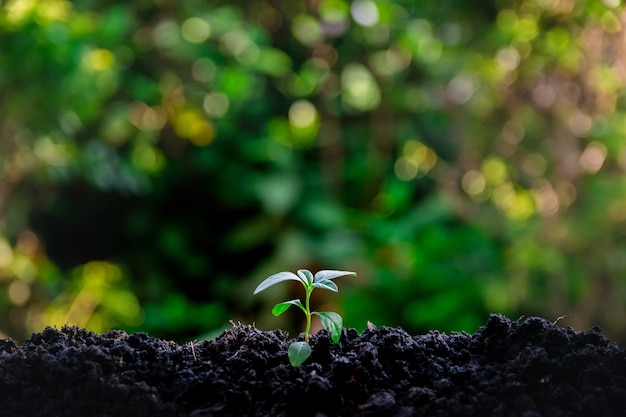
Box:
left=254, top=269, right=356, bottom=366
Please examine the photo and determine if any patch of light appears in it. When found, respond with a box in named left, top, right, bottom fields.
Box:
left=292, top=14, right=324, bottom=46
left=82, top=49, right=115, bottom=72
left=182, top=17, right=211, bottom=44
left=394, top=140, right=437, bottom=181
left=579, top=141, right=607, bottom=173
left=8, top=280, right=31, bottom=306
left=203, top=93, right=230, bottom=118
left=447, top=74, right=478, bottom=105
left=462, top=170, right=487, bottom=197
left=0, top=239, right=13, bottom=268
left=602, top=0, right=620, bottom=7
left=350, top=0, right=379, bottom=27
left=496, top=46, right=520, bottom=72
left=341, top=63, right=381, bottom=111
left=154, top=20, right=180, bottom=49
left=289, top=100, right=318, bottom=129
left=568, top=112, right=592, bottom=137
left=192, top=58, right=217, bottom=83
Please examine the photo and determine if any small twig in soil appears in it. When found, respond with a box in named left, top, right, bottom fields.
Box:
left=552, top=315, right=570, bottom=325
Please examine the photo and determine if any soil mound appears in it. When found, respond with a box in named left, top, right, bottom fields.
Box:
left=0, top=314, right=624, bottom=416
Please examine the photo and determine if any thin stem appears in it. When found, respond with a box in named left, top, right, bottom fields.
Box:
left=304, top=286, right=312, bottom=343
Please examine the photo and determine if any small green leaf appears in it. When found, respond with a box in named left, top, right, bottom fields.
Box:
left=314, top=270, right=356, bottom=282
left=288, top=341, right=312, bottom=366
left=272, top=299, right=305, bottom=316
left=313, top=311, right=343, bottom=343
left=297, top=269, right=314, bottom=286
left=312, top=279, right=338, bottom=292
left=253, top=271, right=301, bottom=294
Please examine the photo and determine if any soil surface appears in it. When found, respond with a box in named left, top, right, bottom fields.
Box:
left=0, top=314, right=625, bottom=416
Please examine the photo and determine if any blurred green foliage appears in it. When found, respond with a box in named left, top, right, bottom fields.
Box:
left=1, top=0, right=626, bottom=343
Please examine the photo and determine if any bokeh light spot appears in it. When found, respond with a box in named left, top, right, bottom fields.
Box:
left=254, top=47, right=293, bottom=77
left=496, top=47, right=520, bottom=72
left=173, top=109, right=215, bottom=146
left=289, top=100, right=318, bottom=129
left=192, top=58, right=217, bottom=83
left=5, top=0, right=37, bottom=25
left=556, top=181, right=577, bottom=207
left=600, top=11, right=621, bottom=33
left=34, top=137, right=70, bottom=166
left=532, top=83, right=556, bottom=108
left=37, top=0, right=71, bottom=22
left=482, top=157, right=507, bottom=185
left=462, top=170, right=487, bottom=197
left=319, top=0, right=349, bottom=24
left=602, top=0, right=620, bottom=7
left=579, top=141, right=607, bottom=173
left=132, top=143, right=164, bottom=173
left=341, top=63, right=381, bottom=111
left=403, top=140, right=437, bottom=171
left=516, top=16, right=539, bottom=42
left=292, top=14, right=324, bottom=46
left=394, top=158, right=419, bottom=181
left=8, top=280, right=31, bottom=306
left=395, top=140, right=437, bottom=181
left=522, top=153, right=547, bottom=177
left=350, top=0, right=379, bottom=27
left=370, top=47, right=411, bottom=77
left=82, top=49, right=115, bottom=72
left=532, top=179, right=559, bottom=216
left=0, top=239, right=13, bottom=268
left=568, top=112, right=592, bottom=137
left=496, top=10, right=518, bottom=32
left=537, top=0, right=559, bottom=9
left=220, top=30, right=246, bottom=55
left=181, top=17, right=211, bottom=44
left=221, top=30, right=259, bottom=65
left=154, top=20, right=180, bottom=49
left=447, top=74, right=478, bottom=105
left=508, top=190, right=535, bottom=220
left=405, top=19, right=442, bottom=62
left=203, top=93, right=230, bottom=118
left=128, top=102, right=166, bottom=131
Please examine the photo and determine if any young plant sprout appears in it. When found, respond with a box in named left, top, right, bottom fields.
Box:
left=254, top=269, right=356, bottom=366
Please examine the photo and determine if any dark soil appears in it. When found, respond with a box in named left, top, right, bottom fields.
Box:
left=1, top=314, right=625, bottom=417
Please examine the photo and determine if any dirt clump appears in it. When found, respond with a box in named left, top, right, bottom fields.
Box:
left=0, top=314, right=624, bottom=416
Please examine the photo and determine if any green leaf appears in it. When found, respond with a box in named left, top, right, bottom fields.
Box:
left=288, top=341, right=312, bottom=367
left=253, top=271, right=302, bottom=294
left=297, top=269, right=314, bottom=286
left=314, top=270, right=356, bottom=282
left=312, top=279, right=338, bottom=292
left=272, top=299, right=305, bottom=316
left=313, top=311, right=343, bottom=343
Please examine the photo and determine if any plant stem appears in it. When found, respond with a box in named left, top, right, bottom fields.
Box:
left=304, top=286, right=312, bottom=343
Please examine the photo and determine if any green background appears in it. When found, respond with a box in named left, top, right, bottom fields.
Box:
left=2, top=0, right=626, bottom=344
